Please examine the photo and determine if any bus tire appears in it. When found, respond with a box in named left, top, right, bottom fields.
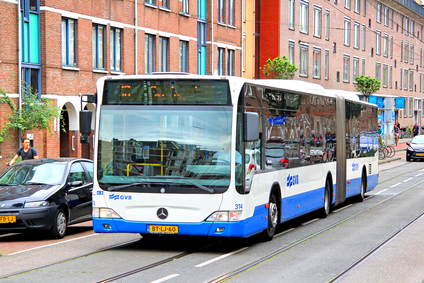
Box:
left=319, top=178, right=331, bottom=218
left=357, top=172, right=367, bottom=202
left=262, top=193, right=279, bottom=241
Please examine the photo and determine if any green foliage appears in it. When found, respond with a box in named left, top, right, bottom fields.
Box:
left=262, top=56, right=298, bottom=79
left=354, top=76, right=381, bottom=99
left=0, top=85, right=62, bottom=142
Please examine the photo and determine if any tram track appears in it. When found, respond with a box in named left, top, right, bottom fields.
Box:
left=2, top=167, right=423, bottom=282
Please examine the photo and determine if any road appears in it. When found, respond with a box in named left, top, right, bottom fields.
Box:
left=1, top=157, right=424, bottom=283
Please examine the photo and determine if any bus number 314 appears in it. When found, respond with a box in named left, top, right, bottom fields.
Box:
left=235, top=204, right=243, bottom=210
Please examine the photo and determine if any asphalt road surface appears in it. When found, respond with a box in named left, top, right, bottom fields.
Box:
left=1, top=158, right=424, bottom=283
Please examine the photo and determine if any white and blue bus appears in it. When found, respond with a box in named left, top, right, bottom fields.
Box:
left=85, top=74, right=378, bottom=241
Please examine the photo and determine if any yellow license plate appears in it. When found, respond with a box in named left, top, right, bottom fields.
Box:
left=0, top=216, right=16, bottom=224
left=148, top=225, right=179, bottom=234
left=417, top=153, right=424, bottom=156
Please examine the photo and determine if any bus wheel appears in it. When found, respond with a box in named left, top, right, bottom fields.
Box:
left=262, top=193, right=279, bottom=241
left=357, top=173, right=367, bottom=202
left=319, top=179, right=331, bottom=218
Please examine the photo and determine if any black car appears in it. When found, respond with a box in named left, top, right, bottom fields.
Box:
left=0, top=158, right=93, bottom=238
left=406, top=135, right=424, bottom=162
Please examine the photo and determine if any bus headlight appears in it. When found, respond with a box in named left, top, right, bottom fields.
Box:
left=92, top=208, right=121, bottom=219
left=206, top=211, right=242, bottom=222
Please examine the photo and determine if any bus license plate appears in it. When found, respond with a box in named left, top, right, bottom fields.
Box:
left=148, top=225, right=178, bottom=234
left=0, top=216, right=16, bottom=224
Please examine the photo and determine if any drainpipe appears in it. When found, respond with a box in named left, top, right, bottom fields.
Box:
left=210, top=0, right=214, bottom=74
left=18, top=0, right=22, bottom=144
left=134, top=0, right=138, bottom=74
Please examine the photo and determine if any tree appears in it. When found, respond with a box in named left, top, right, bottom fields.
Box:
left=262, top=56, right=298, bottom=79
left=354, top=75, right=381, bottom=102
left=0, top=85, right=62, bottom=143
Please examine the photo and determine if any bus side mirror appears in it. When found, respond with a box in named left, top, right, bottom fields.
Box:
left=244, top=112, right=259, bottom=142
left=80, top=110, right=92, bottom=144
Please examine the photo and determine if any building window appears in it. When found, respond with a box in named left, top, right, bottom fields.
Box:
left=404, top=69, right=408, bottom=90
left=289, top=0, right=295, bottom=30
left=217, top=47, right=225, bottom=75
left=404, top=42, right=409, bottom=63
left=362, top=58, right=365, bottom=76
left=227, top=49, right=235, bottom=76
left=218, top=0, right=225, bottom=23
left=299, top=44, right=308, bottom=76
left=159, top=37, right=169, bottom=72
left=313, top=6, right=321, bottom=37
left=179, top=0, right=189, bottom=14
left=411, top=21, right=414, bottom=38
left=61, top=18, right=76, bottom=67
left=300, top=1, right=309, bottom=34
left=325, top=50, right=329, bottom=80
left=353, top=22, right=360, bottom=49
left=21, top=67, right=40, bottom=97
left=354, top=0, right=359, bottom=13
left=110, top=28, right=122, bottom=72
left=343, top=55, right=350, bottom=82
left=409, top=97, right=413, bottom=117
left=92, top=24, right=105, bottom=69
left=145, top=0, right=155, bottom=4
left=344, top=18, right=350, bottom=46
left=382, top=64, right=388, bottom=87
left=145, top=34, right=155, bottom=74
left=353, top=57, right=359, bottom=82
left=344, top=0, right=351, bottom=10
left=409, top=70, right=413, bottom=91
left=400, top=68, right=403, bottom=89
left=410, top=44, right=414, bottom=64
left=390, top=36, right=393, bottom=59
left=179, top=40, right=188, bottom=72
left=228, top=0, right=235, bottom=26
left=401, top=15, right=404, bottom=33
left=376, top=2, right=381, bottom=23
left=325, top=10, right=330, bottom=40
left=313, top=48, right=321, bottom=78
left=158, top=0, right=169, bottom=8
left=389, top=65, right=392, bottom=88
left=242, top=34, right=245, bottom=71
left=376, top=31, right=381, bottom=55
left=404, top=97, right=407, bottom=117
left=401, top=40, right=403, bottom=62
left=375, top=62, right=381, bottom=82
left=383, top=34, right=388, bottom=57
left=391, top=9, right=394, bottom=29
left=362, top=25, right=365, bottom=51
left=197, top=21, right=207, bottom=75
left=405, top=18, right=409, bottom=36
left=384, top=6, right=389, bottom=26
left=362, top=0, right=366, bottom=16
left=289, top=41, right=295, bottom=64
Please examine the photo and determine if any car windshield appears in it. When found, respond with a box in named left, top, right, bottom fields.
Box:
left=0, top=163, right=66, bottom=185
left=266, top=148, right=286, bottom=158
left=412, top=136, right=424, bottom=144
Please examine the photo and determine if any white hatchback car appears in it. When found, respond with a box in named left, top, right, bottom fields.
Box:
left=245, top=149, right=261, bottom=191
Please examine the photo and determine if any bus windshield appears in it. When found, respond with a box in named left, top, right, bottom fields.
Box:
left=98, top=105, right=237, bottom=193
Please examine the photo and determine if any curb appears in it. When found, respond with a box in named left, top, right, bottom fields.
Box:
left=379, top=157, right=401, bottom=164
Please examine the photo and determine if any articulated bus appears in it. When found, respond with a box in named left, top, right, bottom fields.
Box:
left=85, top=74, right=378, bottom=241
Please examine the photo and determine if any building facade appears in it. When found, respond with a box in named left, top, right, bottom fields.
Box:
left=0, top=0, right=241, bottom=170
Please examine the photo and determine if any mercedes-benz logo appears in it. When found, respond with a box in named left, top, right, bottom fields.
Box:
left=0, top=203, right=5, bottom=208
left=157, top=207, right=168, bottom=220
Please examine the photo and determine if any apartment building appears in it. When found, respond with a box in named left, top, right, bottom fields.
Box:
left=0, top=0, right=241, bottom=166
left=256, top=0, right=424, bottom=135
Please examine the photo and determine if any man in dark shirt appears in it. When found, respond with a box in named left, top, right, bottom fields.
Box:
left=7, top=137, right=39, bottom=166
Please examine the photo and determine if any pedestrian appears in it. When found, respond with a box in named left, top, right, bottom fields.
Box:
left=413, top=122, right=419, bottom=136
left=378, top=125, right=383, bottom=146
left=7, top=137, right=39, bottom=166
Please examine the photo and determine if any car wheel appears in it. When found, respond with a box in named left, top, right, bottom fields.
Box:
left=406, top=155, right=411, bottom=162
left=50, top=208, right=67, bottom=239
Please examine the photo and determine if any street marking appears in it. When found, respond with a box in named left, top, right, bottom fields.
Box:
left=7, top=234, right=99, bottom=256
left=150, top=274, right=179, bottom=283
left=276, top=228, right=295, bottom=238
left=333, top=204, right=353, bottom=213
left=403, top=178, right=413, bottom=182
left=195, top=247, right=248, bottom=267
left=376, top=189, right=388, bottom=195
left=415, top=173, right=423, bottom=177
left=390, top=183, right=401, bottom=188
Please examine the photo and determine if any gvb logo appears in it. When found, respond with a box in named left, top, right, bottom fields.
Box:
left=109, top=194, right=133, bottom=201
left=352, top=163, right=359, bottom=172
left=287, top=174, right=299, bottom=188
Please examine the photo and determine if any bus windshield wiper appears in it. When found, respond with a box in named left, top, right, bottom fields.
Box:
left=106, top=178, right=214, bottom=193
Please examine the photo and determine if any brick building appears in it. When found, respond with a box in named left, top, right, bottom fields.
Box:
left=255, top=0, right=424, bottom=137
left=0, top=0, right=241, bottom=171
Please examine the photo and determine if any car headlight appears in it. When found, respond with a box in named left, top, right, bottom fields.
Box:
left=92, top=207, right=121, bottom=219
left=24, top=201, right=49, bottom=208
left=206, top=211, right=242, bottom=222
left=407, top=146, right=414, bottom=151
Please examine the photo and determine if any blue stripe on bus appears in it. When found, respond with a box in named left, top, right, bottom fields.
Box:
left=346, top=173, right=378, bottom=198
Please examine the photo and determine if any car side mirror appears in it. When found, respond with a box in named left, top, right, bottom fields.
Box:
left=68, top=180, right=83, bottom=187
left=406, top=142, right=411, bottom=146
